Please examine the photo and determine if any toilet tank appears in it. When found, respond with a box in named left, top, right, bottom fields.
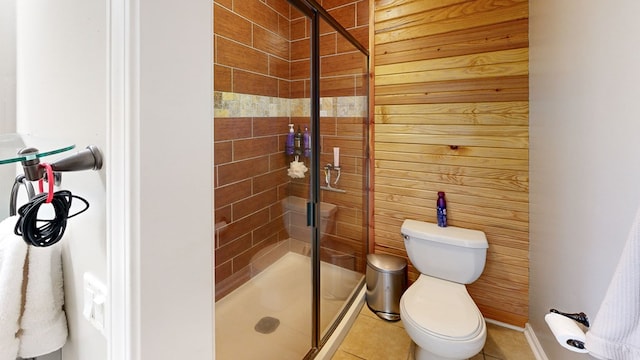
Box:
left=401, top=219, right=488, bottom=284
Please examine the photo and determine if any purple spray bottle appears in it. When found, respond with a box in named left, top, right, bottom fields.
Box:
left=437, top=191, right=447, bottom=227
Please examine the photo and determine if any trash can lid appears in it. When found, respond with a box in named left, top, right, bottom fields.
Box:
left=367, top=254, right=407, bottom=273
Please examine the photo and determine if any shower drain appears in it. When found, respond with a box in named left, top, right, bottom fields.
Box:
left=254, top=316, right=280, bottom=334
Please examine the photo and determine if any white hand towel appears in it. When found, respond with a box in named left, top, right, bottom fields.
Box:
left=0, top=216, right=28, bottom=360
left=17, top=240, right=68, bottom=358
left=585, top=207, right=640, bottom=359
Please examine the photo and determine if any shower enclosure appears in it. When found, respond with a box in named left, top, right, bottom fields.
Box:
left=213, top=0, right=369, bottom=358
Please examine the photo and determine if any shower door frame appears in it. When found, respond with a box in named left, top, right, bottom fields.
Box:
left=287, top=0, right=370, bottom=358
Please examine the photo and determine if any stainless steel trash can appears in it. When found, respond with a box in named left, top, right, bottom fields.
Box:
left=366, top=254, right=407, bottom=321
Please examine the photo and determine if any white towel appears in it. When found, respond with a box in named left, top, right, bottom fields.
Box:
left=585, top=207, right=640, bottom=359
left=17, top=240, right=68, bottom=358
left=0, top=216, right=28, bottom=360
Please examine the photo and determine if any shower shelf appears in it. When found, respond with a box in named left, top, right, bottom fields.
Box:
left=321, top=186, right=346, bottom=193
left=0, top=133, right=75, bottom=165
left=0, top=132, right=103, bottom=185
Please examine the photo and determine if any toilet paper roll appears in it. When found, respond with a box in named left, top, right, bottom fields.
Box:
left=545, top=312, right=589, bottom=353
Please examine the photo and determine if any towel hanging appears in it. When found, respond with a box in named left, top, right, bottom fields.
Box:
left=18, top=241, right=68, bottom=358
left=585, top=206, right=640, bottom=359
left=0, top=216, right=29, bottom=360
left=547, top=205, right=640, bottom=359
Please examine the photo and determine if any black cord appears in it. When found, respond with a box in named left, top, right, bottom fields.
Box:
left=14, top=190, right=90, bottom=247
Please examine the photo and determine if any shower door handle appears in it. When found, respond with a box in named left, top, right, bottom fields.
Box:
left=307, top=201, right=315, bottom=227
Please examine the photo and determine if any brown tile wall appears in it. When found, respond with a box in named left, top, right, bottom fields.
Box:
left=214, top=0, right=369, bottom=300
left=214, top=0, right=291, bottom=98
left=213, top=116, right=291, bottom=299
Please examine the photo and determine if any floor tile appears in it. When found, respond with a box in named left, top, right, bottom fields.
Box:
left=334, top=308, right=537, bottom=360
left=482, top=323, right=536, bottom=360
left=336, top=307, right=411, bottom=360
left=331, top=349, right=365, bottom=360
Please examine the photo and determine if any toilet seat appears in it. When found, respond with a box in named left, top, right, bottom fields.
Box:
left=401, top=275, right=484, bottom=341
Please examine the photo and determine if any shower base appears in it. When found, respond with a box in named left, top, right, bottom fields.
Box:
left=215, top=251, right=363, bottom=360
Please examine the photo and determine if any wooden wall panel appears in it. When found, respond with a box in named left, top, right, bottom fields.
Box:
left=373, top=0, right=529, bottom=327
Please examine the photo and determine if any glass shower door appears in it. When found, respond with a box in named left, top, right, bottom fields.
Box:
left=213, top=0, right=316, bottom=358
left=316, top=17, right=369, bottom=341
left=289, top=1, right=369, bottom=353
left=213, top=0, right=368, bottom=357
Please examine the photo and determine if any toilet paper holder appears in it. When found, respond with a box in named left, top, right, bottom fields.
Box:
left=549, top=308, right=590, bottom=351
left=550, top=308, right=590, bottom=327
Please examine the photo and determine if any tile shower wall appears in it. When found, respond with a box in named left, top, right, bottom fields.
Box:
left=213, top=0, right=369, bottom=300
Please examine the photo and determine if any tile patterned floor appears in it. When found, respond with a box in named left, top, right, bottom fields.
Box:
left=332, top=306, right=536, bottom=360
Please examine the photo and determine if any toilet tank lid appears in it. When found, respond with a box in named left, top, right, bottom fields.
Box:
left=282, top=196, right=337, bottom=217
left=401, top=220, right=488, bottom=249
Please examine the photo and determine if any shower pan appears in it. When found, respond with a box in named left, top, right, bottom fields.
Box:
left=213, top=0, right=369, bottom=358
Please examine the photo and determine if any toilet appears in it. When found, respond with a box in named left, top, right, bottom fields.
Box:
left=399, top=219, right=489, bottom=360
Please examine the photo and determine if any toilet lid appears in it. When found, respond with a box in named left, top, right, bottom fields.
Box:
left=402, top=275, right=484, bottom=341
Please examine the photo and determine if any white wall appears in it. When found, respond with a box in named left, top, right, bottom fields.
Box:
left=529, top=1, right=640, bottom=359
left=16, top=0, right=107, bottom=359
left=132, top=0, right=214, bottom=358
left=0, top=0, right=17, bottom=219
left=0, top=0, right=16, bottom=132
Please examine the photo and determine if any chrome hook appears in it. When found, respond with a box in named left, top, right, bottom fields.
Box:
left=324, top=163, right=333, bottom=187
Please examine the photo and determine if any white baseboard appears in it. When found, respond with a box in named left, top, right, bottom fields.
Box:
left=524, top=323, right=549, bottom=360
left=485, top=317, right=526, bottom=332
left=484, top=319, right=548, bottom=360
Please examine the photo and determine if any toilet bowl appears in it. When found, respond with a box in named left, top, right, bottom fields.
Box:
left=400, top=219, right=489, bottom=360
left=400, top=275, right=486, bottom=359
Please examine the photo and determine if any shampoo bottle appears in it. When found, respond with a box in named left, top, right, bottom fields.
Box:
left=303, top=126, right=311, bottom=157
left=437, top=191, right=447, bottom=227
left=286, top=124, right=295, bottom=155
left=294, top=126, right=303, bottom=155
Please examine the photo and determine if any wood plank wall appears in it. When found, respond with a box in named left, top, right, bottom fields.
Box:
left=372, top=0, right=529, bottom=327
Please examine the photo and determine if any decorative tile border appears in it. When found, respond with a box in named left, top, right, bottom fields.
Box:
left=214, top=91, right=367, bottom=118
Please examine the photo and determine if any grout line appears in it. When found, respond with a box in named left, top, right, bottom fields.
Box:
left=341, top=350, right=367, bottom=360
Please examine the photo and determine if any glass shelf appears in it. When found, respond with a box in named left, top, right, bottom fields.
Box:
left=0, top=133, right=76, bottom=165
